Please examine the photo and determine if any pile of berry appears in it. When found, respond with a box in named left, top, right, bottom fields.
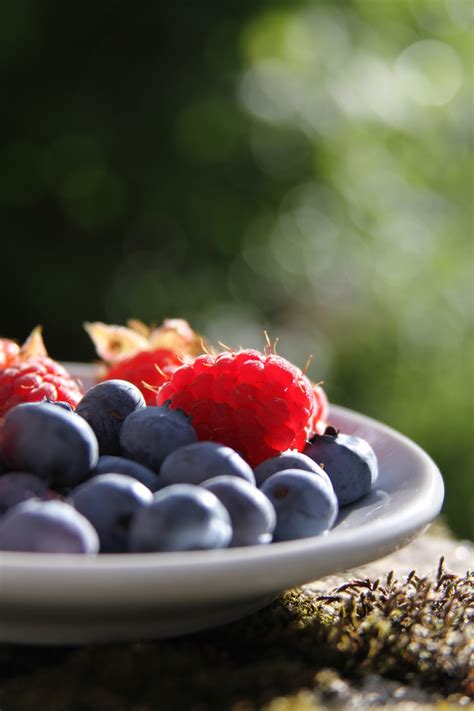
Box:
left=0, top=324, right=378, bottom=555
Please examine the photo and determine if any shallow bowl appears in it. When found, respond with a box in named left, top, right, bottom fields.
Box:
left=0, top=364, right=444, bottom=644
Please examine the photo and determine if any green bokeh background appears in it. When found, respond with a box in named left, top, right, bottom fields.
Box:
left=1, top=1, right=472, bottom=538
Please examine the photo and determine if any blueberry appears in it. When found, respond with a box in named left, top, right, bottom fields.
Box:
left=91, top=455, right=161, bottom=491
left=0, top=499, right=99, bottom=554
left=70, top=474, right=153, bottom=553
left=254, top=450, right=332, bottom=489
left=0, top=473, right=50, bottom=516
left=129, top=484, right=232, bottom=552
left=261, top=469, right=338, bottom=541
left=160, top=441, right=255, bottom=488
left=0, top=402, right=98, bottom=488
left=202, top=475, right=275, bottom=546
left=304, top=428, right=378, bottom=506
left=120, top=406, right=197, bottom=472
left=76, top=380, right=145, bottom=455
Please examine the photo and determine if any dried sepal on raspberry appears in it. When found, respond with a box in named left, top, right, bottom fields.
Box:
left=84, top=318, right=204, bottom=364
left=157, top=346, right=320, bottom=467
left=148, top=319, right=204, bottom=357
left=83, top=321, right=150, bottom=365
left=0, top=327, right=83, bottom=416
left=19, top=325, right=49, bottom=359
left=0, top=325, right=48, bottom=370
left=85, top=318, right=205, bottom=406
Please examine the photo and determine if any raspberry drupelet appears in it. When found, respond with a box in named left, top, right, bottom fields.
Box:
left=157, top=349, right=319, bottom=467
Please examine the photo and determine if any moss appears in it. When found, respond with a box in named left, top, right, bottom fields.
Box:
left=0, top=559, right=472, bottom=711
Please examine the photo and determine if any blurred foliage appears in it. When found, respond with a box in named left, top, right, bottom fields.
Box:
left=0, top=1, right=472, bottom=537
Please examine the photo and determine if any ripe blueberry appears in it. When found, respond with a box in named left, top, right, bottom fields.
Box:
left=119, top=406, right=197, bottom=472
left=129, top=484, right=232, bottom=552
left=70, top=473, right=153, bottom=553
left=202, top=475, right=275, bottom=546
left=261, top=469, right=338, bottom=541
left=160, top=441, right=255, bottom=488
left=76, top=379, right=145, bottom=455
left=0, top=499, right=99, bottom=554
left=0, top=472, right=50, bottom=516
left=305, top=427, right=378, bottom=506
left=0, top=402, right=98, bottom=488
left=254, top=449, right=332, bottom=490
left=90, top=455, right=160, bottom=491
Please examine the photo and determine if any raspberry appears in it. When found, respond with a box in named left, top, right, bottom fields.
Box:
left=0, top=357, right=83, bottom=416
left=85, top=318, right=204, bottom=405
left=0, top=327, right=83, bottom=416
left=103, top=349, right=183, bottom=406
left=0, top=339, right=20, bottom=369
left=157, top=349, right=318, bottom=467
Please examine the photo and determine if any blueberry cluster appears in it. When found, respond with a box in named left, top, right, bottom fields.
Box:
left=0, top=381, right=378, bottom=554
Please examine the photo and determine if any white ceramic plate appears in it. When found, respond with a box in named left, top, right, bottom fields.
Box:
left=0, top=364, right=444, bottom=644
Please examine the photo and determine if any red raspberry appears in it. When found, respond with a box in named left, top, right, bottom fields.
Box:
left=0, top=356, right=83, bottom=416
left=103, top=349, right=183, bottom=406
left=85, top=318, right=204, bottom=405
left=0, top=339, right=20, bottom=369
left=157, top=349, right=318, bottom=467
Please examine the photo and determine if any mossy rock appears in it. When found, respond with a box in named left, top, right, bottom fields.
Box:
left=0, top=558, right=472, bottom=711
